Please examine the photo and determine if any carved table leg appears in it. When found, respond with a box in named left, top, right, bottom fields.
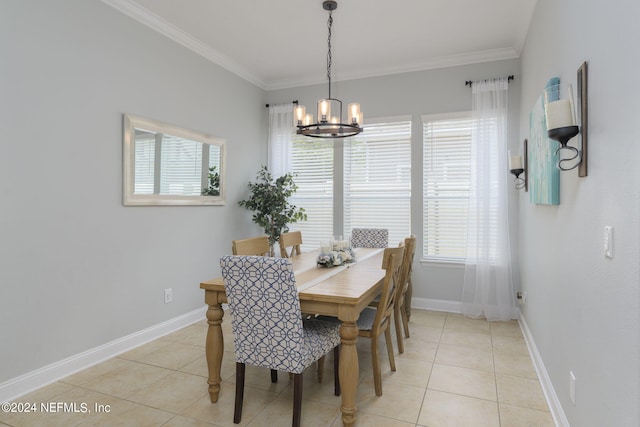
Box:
left=204, top=290, right=224, bottom=402
left=338, top=318, right=359, bottom=426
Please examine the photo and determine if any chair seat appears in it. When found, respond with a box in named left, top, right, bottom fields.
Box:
left=298, top=319, right=341, bottom=373
left=356, top=307, right=377, bottom=331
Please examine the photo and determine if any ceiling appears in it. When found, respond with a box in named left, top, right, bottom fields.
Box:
left=103, top=0, right=538, bottom=90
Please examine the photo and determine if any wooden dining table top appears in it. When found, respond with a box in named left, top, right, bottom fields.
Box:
left=200, top=247, right=385, bottom=306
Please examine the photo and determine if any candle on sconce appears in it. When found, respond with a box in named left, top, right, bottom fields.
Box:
left=509, top=153, right=523, bottom=170
left=545, top=99, right=575, bottom=130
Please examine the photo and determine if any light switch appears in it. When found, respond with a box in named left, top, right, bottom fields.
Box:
left=604, top=226, right=613, bottom=259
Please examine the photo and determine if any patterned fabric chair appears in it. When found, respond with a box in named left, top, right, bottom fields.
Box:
left=220, top=255, right=341, bottom=426
left=350, top=228, right=389, bottom=248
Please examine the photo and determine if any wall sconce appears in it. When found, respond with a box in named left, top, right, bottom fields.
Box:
left=509, top=139, right=528, bottom=191
left=544, top=61, right=588, bottom=177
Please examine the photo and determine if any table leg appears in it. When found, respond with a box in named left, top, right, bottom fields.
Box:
left=204, top=290, right=224, bottom=403
left=338, top=319, right=359, bottom=426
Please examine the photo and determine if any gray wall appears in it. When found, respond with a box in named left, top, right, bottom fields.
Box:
left=0, top=0, right=266, bottom=383
left=518, top=0, right=640, bottom=425
left=266, top=60, right=522, bottom=305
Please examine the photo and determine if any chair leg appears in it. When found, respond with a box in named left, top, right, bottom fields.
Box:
left=234, top=362, right=245, bottom=424
left=271, top=369, right=278, bottom=383
left=384, top=327, right=396, bottom=373
left=405, top=276, right=413, bottom=321
left=394, top=304, right=405, bottom=354
left=293, top=373, right=303, bottom=427
left=333, top=346, right=341, bottom=396
left=400, top=301, right=410, bottom=338
left=317, top=355, right=325, bottom=383
left=371, top=336, right=382, bottom=396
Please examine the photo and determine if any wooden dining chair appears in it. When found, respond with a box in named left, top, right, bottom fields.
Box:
left=231, top=235, right=269, bottom=256
left=279, top=231, right=302, bottom=258
left=319, top=245, right=404, bottom=396
left=393, top=235, right=416, bottom=354
left=368, top=236, right=416, bottom=354
left=350, top=228, right=389, bottom=248
left=220, top=255, right=341, bottom=427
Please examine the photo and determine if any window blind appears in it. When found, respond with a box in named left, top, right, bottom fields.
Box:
left=344, top=119, right=412, bottom=246
left=287, top=136, right=334, bottom=251
left=422, top=114, right=472, bottom=262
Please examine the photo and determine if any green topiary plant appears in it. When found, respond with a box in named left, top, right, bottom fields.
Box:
left=238, top=166, right=307, bottom=255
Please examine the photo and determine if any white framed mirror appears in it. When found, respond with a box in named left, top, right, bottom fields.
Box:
left=123, top=114, right=225, bottom=206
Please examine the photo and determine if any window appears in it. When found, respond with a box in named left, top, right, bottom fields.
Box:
left=288, top=136, right=334, bottom=251
left=422, top=113, right=472, bottom=262
left=344, top=118, right=412, bottom=245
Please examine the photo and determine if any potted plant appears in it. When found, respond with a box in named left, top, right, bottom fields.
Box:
left=201, top=166, right=220, bottom=196
left=238, top=166, right=307, bottom=255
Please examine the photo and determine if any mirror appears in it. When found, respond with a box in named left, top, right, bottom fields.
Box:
left=123, top=114, right=225, bottom=205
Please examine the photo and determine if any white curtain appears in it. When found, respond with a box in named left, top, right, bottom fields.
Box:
left=461, top=78, right=517, bottom=321
left=267, top=103, right=295, bottom=177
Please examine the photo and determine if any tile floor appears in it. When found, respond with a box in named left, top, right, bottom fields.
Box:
left=0, top=310, right=555, bottom=426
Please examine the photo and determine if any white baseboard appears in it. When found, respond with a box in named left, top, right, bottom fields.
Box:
left=519, top=315, right=569, bottom=427
left=0, top=307, right=206, bottom=403
left=411, top=297, right=462, bottom=313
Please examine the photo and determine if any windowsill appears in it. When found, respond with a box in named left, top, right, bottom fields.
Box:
left=419, top=258, right=465, bottom=268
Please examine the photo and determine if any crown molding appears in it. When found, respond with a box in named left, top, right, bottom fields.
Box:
left=264, top=47, right=519, bottom=90
left=102, top=0, right=519, bottom=92
left=101, top=0, right=266, bottom=89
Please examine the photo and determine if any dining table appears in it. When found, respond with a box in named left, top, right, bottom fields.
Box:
left=199, top=247, right=386, bottom=427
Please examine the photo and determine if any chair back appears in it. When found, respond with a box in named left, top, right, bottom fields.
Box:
left=232, top=236, right=270, bottom=256
left=351, top=228, right=389, bottom=248
left=373, top=245, right=405, bottom=332
left=396, top=235, right=416, bottom=304
left=220, top=255, right=307, bottom=372
left=279, top=231, right=303, bottom=258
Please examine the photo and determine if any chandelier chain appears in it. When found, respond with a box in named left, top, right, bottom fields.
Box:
left=327, top=10, right=333, bottom=99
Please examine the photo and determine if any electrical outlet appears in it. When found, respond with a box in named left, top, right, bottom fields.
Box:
left=164, top=288, right=173, bottom=304
left=516, top=291, right=527, bottom=304
left=569, top=371, right=576, bottom=405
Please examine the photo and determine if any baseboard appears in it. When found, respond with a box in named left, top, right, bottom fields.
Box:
left=411, top=296, right=462, bottom=313
left=0, top=307, right=206, bottom=403
left=519, top=315, right=570, bottom=427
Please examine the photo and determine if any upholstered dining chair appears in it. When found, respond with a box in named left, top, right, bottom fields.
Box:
left=350, top=228, right=389, bottom=248
left=279, top=230, right=303, bottom=258
left=220, top=255, right=341, bottom=427
left=231, top=235, right=270, bottom=256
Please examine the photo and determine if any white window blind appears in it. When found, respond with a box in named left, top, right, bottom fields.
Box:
left=134, top=131, right=215, bottom=196
left=288, top=136, right=334, bottom=252
left=422, top=113, right=472, bottom=262
left=133, top=130, right=155, bottom=194
left=344, top=119, right=412, bottom=246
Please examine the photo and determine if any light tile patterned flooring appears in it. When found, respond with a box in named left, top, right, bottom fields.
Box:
left=1, top=310, right=555, bottom=426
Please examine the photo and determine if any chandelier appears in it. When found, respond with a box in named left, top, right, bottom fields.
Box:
left=294, top=0, right=363, bottom=138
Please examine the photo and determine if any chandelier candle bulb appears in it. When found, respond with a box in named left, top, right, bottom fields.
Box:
left=348, top=103, right=360, bottom=124
left=318, top=99, right=330, bottom=122
left=294, top=105, right=306, bottom=126
left=546, top=99, right=575, bottom=130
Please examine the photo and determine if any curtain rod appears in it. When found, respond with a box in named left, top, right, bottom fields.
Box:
left=465, top=75, right=514, bottom=87
left=265, top=100, right=298, bottom=108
